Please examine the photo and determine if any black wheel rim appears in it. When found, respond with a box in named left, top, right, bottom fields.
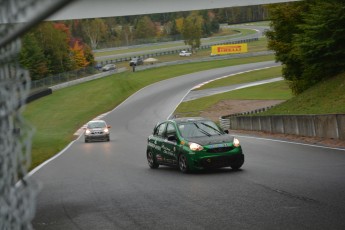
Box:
left=179, top=155, right=187, bottom=172
left=147, top=151, right=154, bottom=166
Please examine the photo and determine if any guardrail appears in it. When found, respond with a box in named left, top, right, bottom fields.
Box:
left=219, top=114, right=345, bottom=140
left=135, top=51, right=273, bottom=71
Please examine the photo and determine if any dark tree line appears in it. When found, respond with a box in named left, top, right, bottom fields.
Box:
left=266, top=0, right=345, bottom=94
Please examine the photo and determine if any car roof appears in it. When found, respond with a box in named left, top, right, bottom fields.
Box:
left=88, top=120, right=106, bottom=123
left=169, top=117, right=209, bottom=124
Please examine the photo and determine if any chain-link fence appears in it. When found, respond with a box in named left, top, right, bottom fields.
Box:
left=0, top=0, right=75, bottom=229
left=30, top=66, right=99, bottom=91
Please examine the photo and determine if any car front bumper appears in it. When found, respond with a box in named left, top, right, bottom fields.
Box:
left=85, top=133, right=109, bottom=142
left=187, top=147, right=244, bottom=170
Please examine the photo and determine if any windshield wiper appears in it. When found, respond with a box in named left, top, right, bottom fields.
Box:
left=194, top=123, right=211, bottom=137
left=200, top=122, right=222, bottom=135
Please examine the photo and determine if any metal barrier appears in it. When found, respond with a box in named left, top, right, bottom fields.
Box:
left=220, top=114, right=345, bottom=140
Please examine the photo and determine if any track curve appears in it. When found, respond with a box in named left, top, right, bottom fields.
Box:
left=32, top=61, right=345, bottom=230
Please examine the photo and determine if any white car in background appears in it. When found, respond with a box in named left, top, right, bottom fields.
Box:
left=179, top=50, right=192, bottom=57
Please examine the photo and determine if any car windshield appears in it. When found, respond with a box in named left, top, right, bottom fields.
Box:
left=178, top=120, right=222, bottom=138
left=87, top=122, right=106, bottom=129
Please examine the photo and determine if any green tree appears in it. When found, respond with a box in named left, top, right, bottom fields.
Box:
left=266, top=1, right=308, bottom=94
left=266, top=0, right=345, bottom=94
left=20, top=32, right=49, bottom=80
left=134, top=16, right=157, bottom=39
left=33, top=22, right=73, bottom=74
left=293, top=0, right=345, bottom=93
left=182, top=12, right=203, bottom=52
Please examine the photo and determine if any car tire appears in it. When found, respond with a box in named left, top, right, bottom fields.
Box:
left=147, top=150, right=159, bottom=169
left=230, top=155, right=244, bottom=170
left=178, top=155, right=189, bottom=173
left=85, top=139, right=88, bottom=143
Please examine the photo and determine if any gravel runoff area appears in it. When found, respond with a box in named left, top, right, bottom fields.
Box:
left=201, top=99, right=345, bottom=149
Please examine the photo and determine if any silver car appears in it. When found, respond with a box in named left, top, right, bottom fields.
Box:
left=84, top=120, right=111, bottom=142
left=101, top=63, right=116, bottom=71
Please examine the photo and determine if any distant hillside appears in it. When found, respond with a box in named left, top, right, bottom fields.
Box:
left=261, top=72, right=345, bottom=115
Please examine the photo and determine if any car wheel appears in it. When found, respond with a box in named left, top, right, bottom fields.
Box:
left=178, top=155, right=189, bottom=173
left=147, top=150, right=159, bottom=169
left=85, top=139, right=88, bottom=143
left=230, top=155, right=244, bottom=170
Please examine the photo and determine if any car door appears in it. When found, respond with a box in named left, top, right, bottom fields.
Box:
left=161, top=122, right=179, bottom=166
left=151, top=122, right=166, bottom=163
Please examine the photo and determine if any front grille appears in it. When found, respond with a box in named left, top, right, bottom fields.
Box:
left=92, top=131, right=103, bottom=134
left=199, top=154, right=242, bottom=169
left=200, top=156, right=231, bottom=168
left=207, top=146, right=234, bottom=153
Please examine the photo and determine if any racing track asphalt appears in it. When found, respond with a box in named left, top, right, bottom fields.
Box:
left=31, top=61, right=345, bottom=230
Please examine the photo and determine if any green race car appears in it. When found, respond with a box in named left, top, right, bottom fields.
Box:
left=146, top=117, right=244, bottom=173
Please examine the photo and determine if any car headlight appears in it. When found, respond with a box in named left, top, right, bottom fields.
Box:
left=233, top=138, right=240, bottom=147
left=85, top=129, right=91, bottom=135
left=189, top=143, right=203, bottom=151
left=104, top=128, right=109, bottom=133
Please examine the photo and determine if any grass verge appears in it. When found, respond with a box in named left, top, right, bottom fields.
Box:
left=260, top=72, right=345, bottom=115
left=194, top=65, right=282, bottom=90
left=175, top=80, right=292, bottom=117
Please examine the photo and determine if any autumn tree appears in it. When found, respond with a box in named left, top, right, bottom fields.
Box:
left=175, top=17, right=184, bottom=34
left=70, top=39, right=89, bottom=69
left=182, top=12, right=203, bottom=52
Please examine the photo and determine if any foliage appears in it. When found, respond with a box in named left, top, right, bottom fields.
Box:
left=134, top=16, right=157, bottom=39
left=182, top=12, right=203, bottom=52
left=175, top=17, right=184, bottom=34
left=266, top=0, right=345, bottom=94
left=215, top=5, right=270, bottom=24
left=20, top=33, right=49, bottom=80
left=70, top=39, right=89, bottom=68
left=20, top=21, right=95, bottom=80
left=82, top=18, right=108, bottom=49
left=32, top=22, right=73, bottom=74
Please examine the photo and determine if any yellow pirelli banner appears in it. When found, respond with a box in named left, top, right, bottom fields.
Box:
left=211, top=43, right=248, bottom=55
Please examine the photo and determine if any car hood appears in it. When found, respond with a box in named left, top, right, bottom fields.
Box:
left=185, top=135, right=234, bottom=146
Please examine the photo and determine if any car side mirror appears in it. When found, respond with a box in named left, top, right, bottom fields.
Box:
left=167, top=134, right=177, bottom=142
